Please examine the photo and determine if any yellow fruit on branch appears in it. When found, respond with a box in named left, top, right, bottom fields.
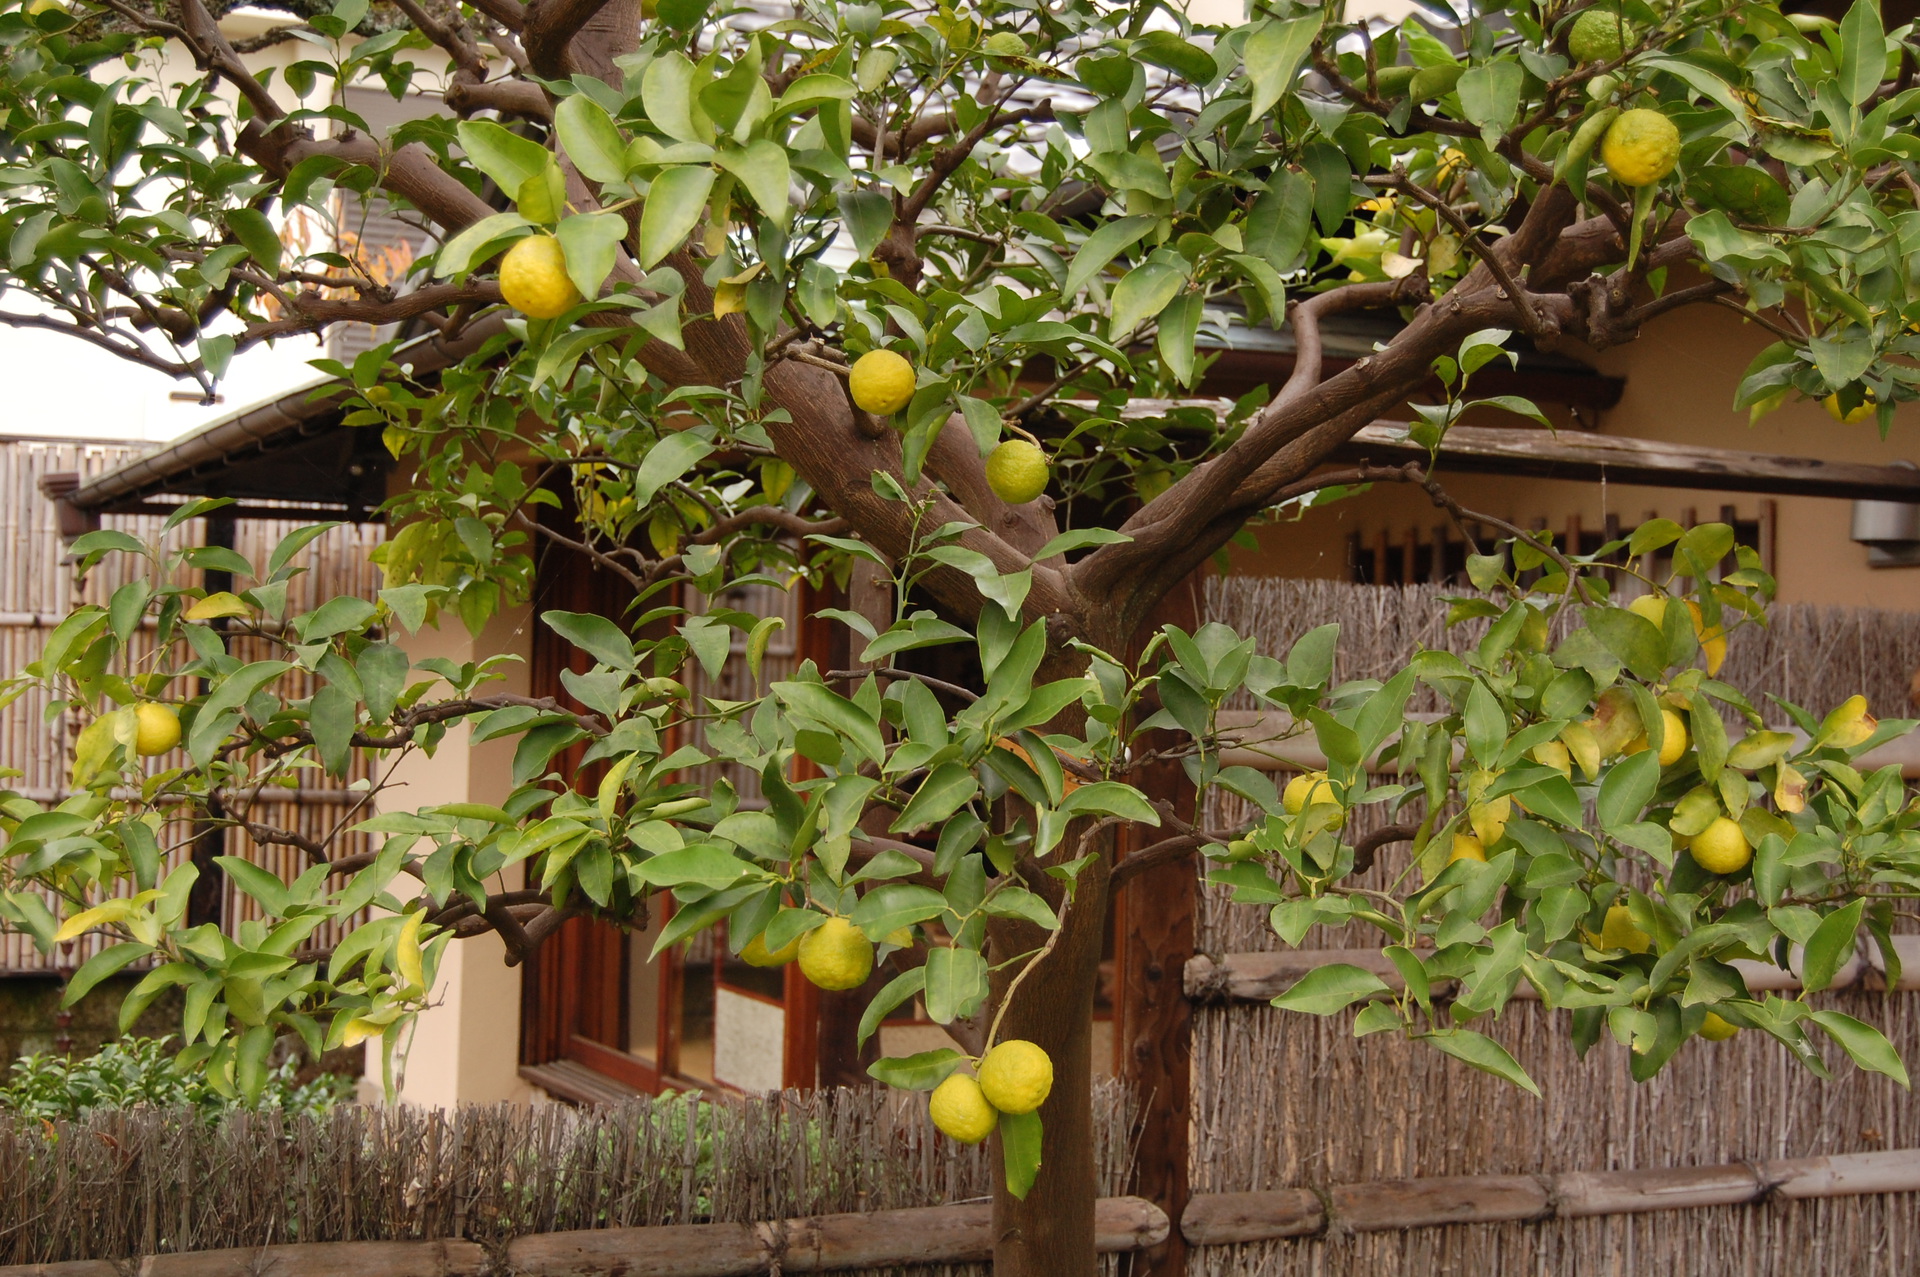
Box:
left=1657, top=708, right=1689, bottom=767
left=984, top=439, right=1051, bottom=505
left=1568, top=8, right=1631, bottom=63
left=741, top=931, right=801, bottom=967
left=499, top=235, right=582, bottom=320
left=849, top=349, right=917, bottom=415
left=133, top=703, right=180, bottom=757
left=797, top=916, right=873, bottom=990
left=1282, top=770, right=1333, bottom=814
left=1690, top=816, right=1751, bottom=874
left=978, top=1039, right=1053, bottom=1115
left=1600, top=108, right=1680, bottom=187
left=1531, top=740, right=1573, bottom=777
left=1824, top=392, right=1876, bottom=424
left=1699, top=1011, right=1740, bottom=1040
left=1448, top=832, right=1487, bottom=864
left=928, top=1073, right=998, bottom=1143
left=1593, top=902, right=1652, bottom=954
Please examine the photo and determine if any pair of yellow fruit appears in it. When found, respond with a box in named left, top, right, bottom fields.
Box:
left=928, top=1039, right=1055, bottom=1143
left=850, top=351, right=1053, bottom=506
left=742, top=916, right=923, bottom=990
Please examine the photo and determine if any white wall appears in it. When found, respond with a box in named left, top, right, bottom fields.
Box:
left=388, top=602, right=538, bottom=1108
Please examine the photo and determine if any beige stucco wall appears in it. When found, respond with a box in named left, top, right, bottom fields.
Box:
left=1231, top=300, right=1920, bottom=611
left=386, top=602, right=537, bottom=1108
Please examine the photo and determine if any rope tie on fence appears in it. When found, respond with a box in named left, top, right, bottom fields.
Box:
left=753, top=1218, right=786, bottom=1276
left=1309, top=1182, right=1347, bottom=1241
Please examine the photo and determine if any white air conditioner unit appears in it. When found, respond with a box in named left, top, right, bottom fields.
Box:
left=1852, top=461, right=1920, bottom=566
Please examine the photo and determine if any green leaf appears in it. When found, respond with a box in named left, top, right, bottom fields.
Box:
left=716, top=141, right=792, bottom=227
left=982, top=886, right=1060, bottom=929
left=641, top=51, right=705, bottom=143
left=435, top=212, right=532, bottom=278
left=1001, top=1109, right=1043, bottom=1200
left=923, top=944, right=988, bottom=1024
left=1810, top=1010, right=1909, bottom=1086
left=638, top=844, right=751, bottom=889
left=1057, top=781, right=1159, bottom=826
left=1271, top=964, right=1389, bottom=1016
left=1587, top=609, right=1667, bottom=682
left=891, top=761, right=979, bottom=833
left=773, top=680, right=885, bottom=765
left=555, top=212, right=628, bottom=300
left=632, top=430, right=714, bottom=503
left=1598, top=750, right=1660, bottom=830
left=1837, top=0, right=1887, bottom=108
left=1419, top=1029, right=1540, bottom=1096
left=555, top=93, right=629, bottom=184
left=1456, top=60, right=1525, bottom=136
left=1801, top=899, right=1865, bottom=992
left=1062, top=214, right=1156, bottom=297
left=867, top=1047, right=963, bottom=1090
left=1107, top=259, right=1186, bottom=339
left=310, top=683, right=356, bottom=776
left=839, top=188, right=892, bottom=260
left=543, top=609, right=635, bottom=668
left=1244, top=17, right=1319, bottom=121
left=60, top=942, right=153, bottom=1007
left=1034, top=528, right=1131, bottom=560
left=226, top=207, right=281, bottom=277
left=849, top=883, right=948, bottom=940
left=638, top=165, right=715, bottom=268
left=857, top=967, right=925, bottom=1048
left=457, top=120, right=553, bottom=202
left=774, top=72, right=856, bottom=117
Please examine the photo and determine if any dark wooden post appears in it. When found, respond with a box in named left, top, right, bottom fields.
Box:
left=186, top=509, right=238, bottom=930
left=1115, top=572, right=1202, bottom=1275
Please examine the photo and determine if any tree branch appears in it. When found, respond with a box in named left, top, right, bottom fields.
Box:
left=523, top=0, right=618, bottom=77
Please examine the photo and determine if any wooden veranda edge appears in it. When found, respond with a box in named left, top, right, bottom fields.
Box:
left=1179, top=1147, right=1920, bottom=1245
left=0, top=1196, right=1169, bottom=1277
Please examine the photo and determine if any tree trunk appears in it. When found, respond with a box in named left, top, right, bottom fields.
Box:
left=987, top=854, right=1111, bottom=1276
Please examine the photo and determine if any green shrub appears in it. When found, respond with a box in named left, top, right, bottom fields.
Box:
left=0, top=1036, right=352, bottom=1121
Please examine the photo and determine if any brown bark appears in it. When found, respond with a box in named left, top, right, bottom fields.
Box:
left=986, top=849, right=1112, bottom=1276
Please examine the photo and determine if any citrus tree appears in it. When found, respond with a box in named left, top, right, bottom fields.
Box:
left=5, top=0, right=1920, bottom=1268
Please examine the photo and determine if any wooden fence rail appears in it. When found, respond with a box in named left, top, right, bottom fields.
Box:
left=1179, top=1148, right=1920, bottom=1245
left=0, top=1197, right=1171, bottom=1277
left=7, top=1151, right=1914, bottom=1274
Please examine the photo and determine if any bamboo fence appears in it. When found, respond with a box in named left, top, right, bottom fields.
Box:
left=1186, top=575, right=1920, bottom=1274
left=0, top=438, right=385, bottom=974
left=0, top=1081, right=1142, bottom=1273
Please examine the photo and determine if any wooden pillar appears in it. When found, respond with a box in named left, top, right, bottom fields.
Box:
left=1115, top=573, right=1201, bottom=1275
left=814, top=565, right=894, bottom=1089
left=187, top=510, right=237, bottom=931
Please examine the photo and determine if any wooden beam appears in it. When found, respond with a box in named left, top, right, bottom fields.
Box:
left=1182, top=939, right=1920, bottom=1004
left=1335, top=422, right=1920, bottom=502
left=1119, top=402, right=1920, bottom=502
left=0, top=1198, right=1170, bottom=1277
left=1178, top=1149, right=1920, bottom=1245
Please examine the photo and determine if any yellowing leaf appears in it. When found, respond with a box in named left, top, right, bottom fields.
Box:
left=186, top=591, right=251, bottom=620
left=55, top=897, right=144, bottom=942
left=395, top=910, right=426, bottom=992
left=340, top=1017, right=386, bottom=1048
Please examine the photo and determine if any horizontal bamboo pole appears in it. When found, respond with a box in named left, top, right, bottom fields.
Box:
left=1213, top=708, right=1920, bottom=780
left=0, top=1196, right=1169, bottom=1277
left=1184, top=940, right=1920, bottom=1004
left=1179, top=1148, right=1920, bottom=1245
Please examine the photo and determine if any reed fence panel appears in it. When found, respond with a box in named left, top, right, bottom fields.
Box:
left=1185, top=575, right=1920, bottom=1275
left=0, top=1081, right=1139, bottom=1275
left=0, top=438, right=385, bottom=975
